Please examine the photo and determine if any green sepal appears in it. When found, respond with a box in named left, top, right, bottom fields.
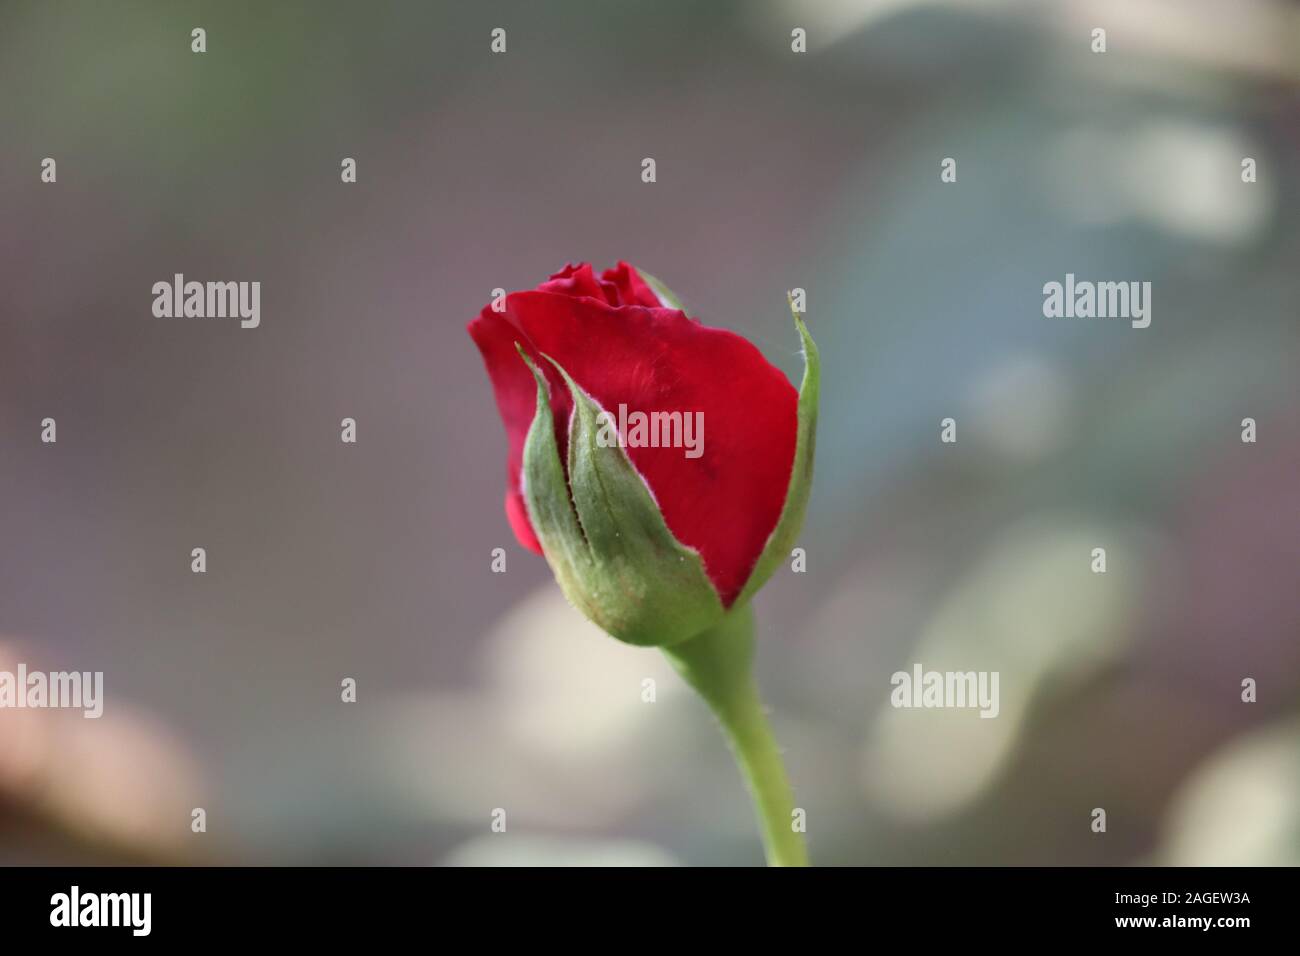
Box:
left=636, top=268, right=686, bottom=311
left=734, top=305, right=820, bottom=607
left=516, top=346, right=726, bottom=647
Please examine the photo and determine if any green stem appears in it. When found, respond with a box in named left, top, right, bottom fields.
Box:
left=662, top=604, right=810, bottom=867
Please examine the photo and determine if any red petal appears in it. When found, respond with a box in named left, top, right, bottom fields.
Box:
left=538, top=262, right=620, bottom=306
left=469, top=267, right=797, bottom=607
left=600, top=261, right=664, bottom=308
left=505, top=487, right=542, bottom=554
left=466, top=305, right=567, bottom=557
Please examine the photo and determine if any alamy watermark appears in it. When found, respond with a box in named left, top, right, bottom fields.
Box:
left=1042, top=273, right=1151, bottom=328
left=0, top=664, right=103, bottom=718
left=152, top=273, right=260, bottom=328
left=890, top=664, right=999, bottom=718
left=596, top=404, right=704, bottom=459
left=50, top=886, right=150, bottom=936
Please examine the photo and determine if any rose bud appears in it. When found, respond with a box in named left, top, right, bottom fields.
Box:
left=468, top=262, right=819, bottom=866
left=468, top=262, right=818, bottom=648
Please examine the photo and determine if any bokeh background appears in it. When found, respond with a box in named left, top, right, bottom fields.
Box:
left=2, top=0, right=1298, bottom=865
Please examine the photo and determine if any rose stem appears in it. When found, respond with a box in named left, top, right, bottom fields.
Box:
left=663, top=603, right=810, bottom=867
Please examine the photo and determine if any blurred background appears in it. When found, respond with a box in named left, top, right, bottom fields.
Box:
left=1, top=0, right=1298, bottom=865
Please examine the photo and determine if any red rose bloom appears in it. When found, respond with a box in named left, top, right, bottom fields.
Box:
left=468, top=262, right=800, bottom=607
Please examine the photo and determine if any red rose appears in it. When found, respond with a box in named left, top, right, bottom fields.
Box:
left=468, top=262, right=819, bottom=865
left=469, top=262, right=817, bottom=644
